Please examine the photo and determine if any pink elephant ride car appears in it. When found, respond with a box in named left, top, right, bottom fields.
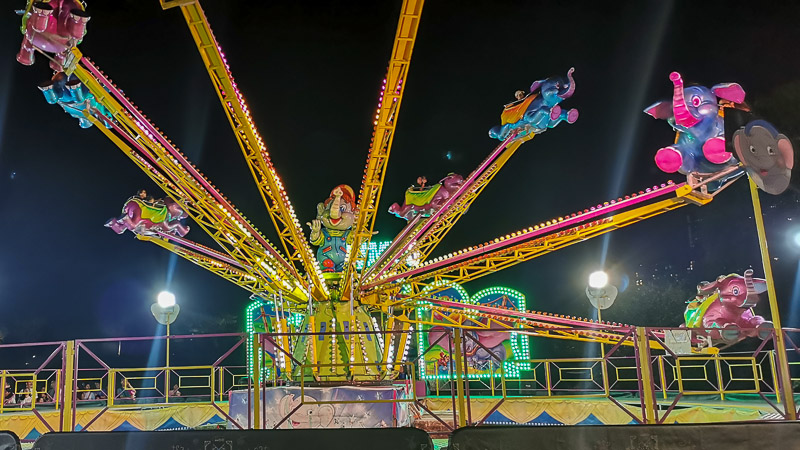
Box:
left=683, top=269, right=773, bottom=344
left=105, top=196, right=189, bottom=237
left=17, top=0, right=90, bottom=70
left=388, top=174, right=464, bottom=221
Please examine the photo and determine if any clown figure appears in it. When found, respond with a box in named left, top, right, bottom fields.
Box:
left=308, top=185, right=356, bottom=272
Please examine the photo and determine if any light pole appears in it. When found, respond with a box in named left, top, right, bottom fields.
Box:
left=585, top=271, right=617, bottom=353
left=749, top=179, right=797, bottom=419
left=586, top=271, right=617, bottom=397
left=151, top=291, right=179, bottom=402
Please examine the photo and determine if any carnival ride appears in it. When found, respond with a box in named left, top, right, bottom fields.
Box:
left=14, top=0, right=794, bottom=385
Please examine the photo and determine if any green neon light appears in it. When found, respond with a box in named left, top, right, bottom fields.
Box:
left=245, top=296, right=307, bottom=381
left=417, top=283, right=532, bottom=380
left=245, top=298, right=269, bottom=382
left=352, top=240, right=393, bottom=270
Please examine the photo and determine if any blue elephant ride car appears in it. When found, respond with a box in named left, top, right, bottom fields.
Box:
left=489, top=67, right=579, bottom=141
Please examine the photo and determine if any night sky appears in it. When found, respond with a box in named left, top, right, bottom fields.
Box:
left=1, top=1, right=800, bottom=344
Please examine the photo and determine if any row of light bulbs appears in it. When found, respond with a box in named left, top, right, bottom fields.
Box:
left=374, top=182, right=676, bottom=284
left=90, top=61, right=304, bottom=293
left=216, top=46, right=329, bottom=296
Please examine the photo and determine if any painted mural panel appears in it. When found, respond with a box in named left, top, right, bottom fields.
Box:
left=229, top=386, right=411, bottom=429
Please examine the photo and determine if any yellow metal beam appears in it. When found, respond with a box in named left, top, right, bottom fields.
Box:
left=378, top=140, right=525, bottom=279
left=749, top=177, right=797, bottom=419
left=253, top=334, right=262, bottom=429
left=61, top=340, right=75, bottom=431
left=175, top=2, right=328, bottom=300
left=402, top=304, right=649, bottom=348
left=389, top=196, right=691, bottom=298
left=635, top=327, right=658, bottom=423
left=74, top=56, right=308, bottom=301
left=452, top=328, right=467, bottom=427
left=342, top=0, right=425, bottom=293
left=138, top=235, right=305, bottom=301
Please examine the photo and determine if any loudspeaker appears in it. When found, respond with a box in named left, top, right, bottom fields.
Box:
left=0, top=431, right=21, bottom=450
left=33, top=428, right=433, bottom=450
left=448, top=422, right=800, bottom=450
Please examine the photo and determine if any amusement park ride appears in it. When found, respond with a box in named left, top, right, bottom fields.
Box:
left=15, top=0, right=796, bottom=385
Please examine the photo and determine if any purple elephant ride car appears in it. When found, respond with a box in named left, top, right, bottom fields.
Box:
left=683, top=269, right=772, bottom=344
left=105, top=196, right=190, bottom=237
left=645, top=72, right=746, bottom=184
left=388, top=174, right=464, bottom=221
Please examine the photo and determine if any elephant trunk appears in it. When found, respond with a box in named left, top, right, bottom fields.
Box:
left=669, top=72, right=700, bottom=128
left=743, top=269, right=759, bottom=307
left=558, top=67, right=576, bottom=99
left=330, top=194, right=341, bottom=220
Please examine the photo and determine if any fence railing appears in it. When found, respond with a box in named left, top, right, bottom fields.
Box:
left=2, top=326, right=799, bottom=433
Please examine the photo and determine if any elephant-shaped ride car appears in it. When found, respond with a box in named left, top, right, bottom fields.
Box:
left=428, top=317, right=509, bottom=372
left=733, top=120, right=794, bottom=195
left=38, top=72, right=111, bottom=129
left=683, top=269, right=772, bottom=344
left=17, top=0, right=90, bottom=70
left=645, top=72, right=746, bottom=178
left=489, top=67, right=578, bottom=142
left=105, top=193, right=189, bottom=237
left=388, top=174, right=464, bottom=221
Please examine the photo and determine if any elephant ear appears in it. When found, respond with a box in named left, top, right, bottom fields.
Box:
left=316, top=202, right=325, bottom=217
left=278, top=394, right=294, bottom=417
left=777, top=134, right=795, bottom=170
left=529, top=80, right=543, bottom=93
left=711, top=83, right=746, bottom=104
left=752, top=277, right=768, bottom=294
left=733, top=129, right=748, bottom=162
left=697, top=278, right=721, bottom=295
left=644, top=100, right=673, bottom=120
left=319, top=404, right=336, bottom=427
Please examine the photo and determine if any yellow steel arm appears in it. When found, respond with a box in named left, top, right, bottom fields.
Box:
left=168, top=1, right=328, bottom=300
left=342, top=0, right=425, bottom=293
left=137, top=235, right=287, bottom=299
left=396, top=305, right=658, bottom=349
left=365, top=139, right=525, bottom=283
left=386, top=194, right=697, bottom=298
left=72, top=54, right=308, bottom=302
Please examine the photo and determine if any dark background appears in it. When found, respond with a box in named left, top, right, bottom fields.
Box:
left=1, top=1, right=799, bottom=349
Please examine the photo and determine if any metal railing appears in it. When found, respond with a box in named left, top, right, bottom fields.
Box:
left=2, top=325, right=799, bottom=433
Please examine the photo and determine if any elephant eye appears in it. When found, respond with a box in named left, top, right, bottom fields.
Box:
left=691, top=95, right=702, bottom=107
left=749, top=145, right=756, bottom=154
left=767, top=146, right=775, bottom=155
left=732, top=287, right=740, bottom=295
